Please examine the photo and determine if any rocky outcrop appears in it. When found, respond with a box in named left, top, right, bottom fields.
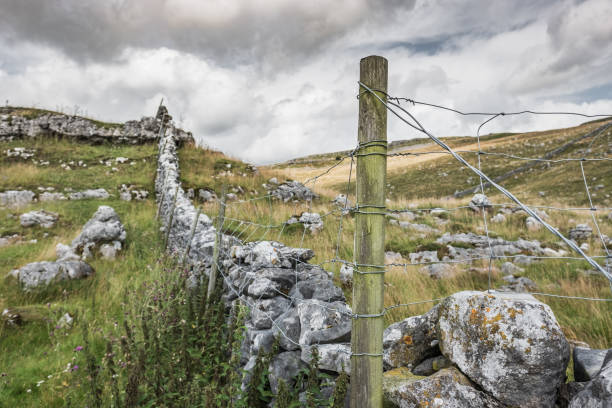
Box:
left=267, top=180, right=317, bottom=202
left=71, top=206, right=126, bottom=260
left=0, top=107, right=193, bottom=144
left=10, top=260, right=93, bottom=290
left=285, top=212, right=324, bottom=234
left=20, top=210, right=58, bottom=228
left=0, top=190, right=35, bottom=208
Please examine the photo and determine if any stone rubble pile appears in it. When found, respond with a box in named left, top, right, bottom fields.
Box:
left=266, top=180, right=317, bottom=202
left=0, top=188, right=113, bottom=208
left=8, top=205, right=126, bottom=290
left=119, top=184, right=149, bottom=201
left=285, top=212, right=324, bottom=234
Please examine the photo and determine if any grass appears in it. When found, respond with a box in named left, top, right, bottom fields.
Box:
left=1, top=116, right=611, bottom=405
left=0, top=134, right=162, bottom=407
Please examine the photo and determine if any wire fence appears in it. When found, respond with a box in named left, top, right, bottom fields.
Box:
left=157, top=84, right=612, bottom=371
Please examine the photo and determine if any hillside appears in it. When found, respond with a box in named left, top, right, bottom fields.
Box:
left=0, top=108, right=610, bottom=406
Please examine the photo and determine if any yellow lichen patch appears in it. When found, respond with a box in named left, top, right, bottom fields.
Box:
left=525, top=346, right=532, bottom=354
left=403, top=335, right=413, bottom=345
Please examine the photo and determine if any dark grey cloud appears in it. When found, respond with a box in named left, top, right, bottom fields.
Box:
left=0, top=0, right=415, bottom=70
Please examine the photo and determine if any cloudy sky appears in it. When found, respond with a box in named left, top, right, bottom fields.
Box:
left=1, top=0, right=611, bottom=164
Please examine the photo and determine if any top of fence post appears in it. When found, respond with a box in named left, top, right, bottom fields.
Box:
left=351, top=55, right=388, bottom=408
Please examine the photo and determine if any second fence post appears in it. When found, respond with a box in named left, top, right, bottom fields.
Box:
left=207, top=185, right=227, bottom=302
left=351, top=55, right=388, bottom=408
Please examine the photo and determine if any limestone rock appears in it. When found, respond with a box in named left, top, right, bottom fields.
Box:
left=411, top=355, right=452, bottom=376
left=569, top=224, right=593, bottom=241
left=469, top=193, right=492, bottom=212
left=437, top=291, right=569, bottom=408
left=383, top=367, right=505, bottom=408
left=250, top=297, right=291, bottom=330
left=500, top=275, right=537, bottom=292
left=289, top=278, right=345, bottom=302
left=490, top=213, right=506, bottom=223
left=574, top=347, right=610, bottom=382
left=383, top=305, right=440, bottom=370
left=12, top=261, right=94, bottom=290
left=526, top=216, right=541, bottom=231
left=569, top=354, right=612, bottom=407
left=332, top=194, right=351, bottom=209
left=272, top=308, right=301, bottom=351
left=56, top=243, right=80, bottom=262
left=20, top=210, right=58, bottom=228
left=40, top=192, right=67, bottom=202
left=301, top=344, right=350, bottom=374
left=297, top=300, right=351, bottom=345
left=298, top=212, right=323, bottom=233
left=0, top=190, right=35, bottom=208
left=269, top=180, right=316, bottom=202
left=71, top=206, right=126, bottom=259
left=501, top=261, right=524, bottom=276
left=268, top=351, right=305, bottom=394
left=68, top=188, right=110, bottom=201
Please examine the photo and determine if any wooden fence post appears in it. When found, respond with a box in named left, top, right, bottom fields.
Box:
left=351, top=55, right=388, bottom=408
left=207, top=185, right=227, bottom=302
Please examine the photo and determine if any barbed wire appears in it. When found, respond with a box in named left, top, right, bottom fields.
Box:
left=358, top=81, right=612, bottom=285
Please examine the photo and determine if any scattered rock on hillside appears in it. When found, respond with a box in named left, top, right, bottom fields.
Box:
left=469, top=193, right=492, bottom=212
left=119, top=184, right=148, bottom=201
left=11, top=261, right=94, bottom=290
left=573, top=347, right=609, bottom=382
left=569, top=224, right=593, bottom=241
left=286, top=212, right=324, bottom=234
left=383, top=367, right=505, bottom=408
left=437, top=291, right=569, bottom=408
left=20, top=210, right=58, bottom=228
left=198, top=189, right=217, bottom=202
left=385, top=251, right=403, bottom=264
left=71, top=206, right=126, bottom=259
left=332, top=194, right=352, bottom=210
left=501, top=261, right=524, bottom=276
left=526, top=216, right=541, bottom=231
left=499, top=275, right=537, bottom=292
left=0, top=190, right=35, bottom=208
left=68, top=188, right=110, bottom=200
left=491, top=213, right=506, bottom=223
left=5, top=147, right=36, bottom=159
left=420, top=263, right=455, bottom=279
left=268, top=180, right=316, bottom=202
left=40, top=192, right=67, bottom=201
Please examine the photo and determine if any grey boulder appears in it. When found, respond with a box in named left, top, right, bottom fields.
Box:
left=20, top=210, right=58, bottom=228
left=250, top=296, right=291, bottom=330
left=0, top=190, right=35, bottom=208
left=437, top=291, right=569, bottom=408
left=268, top=351, right=305, bottom=394
left=12, top=261, right=94, bottom=290
left=71, top=206, right=126, bottom=259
